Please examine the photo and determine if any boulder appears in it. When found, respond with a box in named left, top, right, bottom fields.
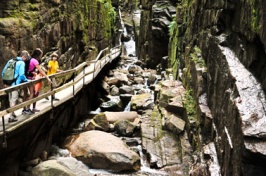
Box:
left=104, top=111, right=139, bottom=123
left=83, top=113, right=109, bottom=132
left=63, top=131, right=141, bottom=172
left=163, top=114, right=186, bottom=135
left=131, top=93, right=154, bottom=111
left=56, top=157, right=92, bottom=176
left=110, top=85, right=119, bottom=96
left=119, top=85, right=134, bottom=94
left=114, top=120, right=138, bottom=137
left=31, top=160, right=75, bottom=176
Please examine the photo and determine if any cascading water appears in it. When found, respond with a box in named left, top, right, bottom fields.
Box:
left=48, top=9, right=169, bottom=176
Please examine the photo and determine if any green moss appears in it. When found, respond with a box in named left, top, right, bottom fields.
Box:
left=168, top=17, right=179, bottom=79
left=150, top=107, right=165, bottom=142
left=168, top=18, right=176, bottom=37
left=183, top=89, right=196, bottom=121
left=95, top=0, right=116, bottom=39
left=29, top=4, right=39, bottom=11
left=190, top=46, right=206, bottom=68
left=248, top=0, right=260, bottom=32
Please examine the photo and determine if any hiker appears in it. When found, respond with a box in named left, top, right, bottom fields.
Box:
left=23, top=48, right=51, bottom=114
left=1, top=50, right=30, bottom=122
left=46, top=52, right=63, bottom=101
left=32, top=65, right=47, bottom=112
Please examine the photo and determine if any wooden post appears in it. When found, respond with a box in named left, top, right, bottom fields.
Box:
left=2, top=116, right=7, bottom=148
left=83, top=66, right=85, bottom=86
left=50, top=82, right=54, bottom=108
left=93, top=62, right=96, bottom=79
left=72, top=73, right=75, bottom=96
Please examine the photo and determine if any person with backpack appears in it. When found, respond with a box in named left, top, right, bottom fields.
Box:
left=1, top=50, right=30, bottom=122
left=23, top=48, right=51, bottom=114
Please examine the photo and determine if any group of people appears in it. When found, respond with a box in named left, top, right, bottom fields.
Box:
left=1, top=48, right=62, bottom=123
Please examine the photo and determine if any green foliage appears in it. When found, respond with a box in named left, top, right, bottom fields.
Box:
left=190, top=46, right=206, bottom=68
left=168, top=17, right=179, bottom=78
left=183, top=89, right=196, bottom=120
left=97, top=0, right=116, bottom=39
left=248, top=0, right=260, bottom=32
left=168, top=19, right=177, bottom=37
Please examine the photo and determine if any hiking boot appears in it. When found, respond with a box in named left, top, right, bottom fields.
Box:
left=53, top=97, right=60, bottom=101
left=11, top=112, right=17, bottom=118
left=22, top=108, right=27, bottom=115
left=32, top=108, right=40, bottom=112
left=23, top=109, right=35, bottom=115
left=8, top=117, right=18, bottom=123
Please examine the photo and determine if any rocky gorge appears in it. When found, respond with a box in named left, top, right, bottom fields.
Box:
left=26, top=51, right=195, bottom=175
left=0, top=0, right=266, bottom=176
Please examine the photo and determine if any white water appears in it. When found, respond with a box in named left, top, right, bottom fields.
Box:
left=50, top=9, right=166, bottom=175
left=137, top=145, right=168, bottom=175
left=124, top=37, right=136, bottom=56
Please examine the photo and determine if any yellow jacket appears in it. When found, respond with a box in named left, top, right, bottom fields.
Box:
left=47, top=60, right=59, bottom=75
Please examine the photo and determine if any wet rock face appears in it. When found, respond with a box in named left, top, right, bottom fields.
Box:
left=0, top=1, right=19, bottom=17
left=137, top=0, right=176, bottom=68
left=172, top=0, right=266, bottom=175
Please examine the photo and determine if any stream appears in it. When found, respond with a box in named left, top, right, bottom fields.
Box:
left=48, top=10, right=170, bottom=175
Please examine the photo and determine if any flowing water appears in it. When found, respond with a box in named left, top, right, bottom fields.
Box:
left=49, top=16, right=169, bottom=175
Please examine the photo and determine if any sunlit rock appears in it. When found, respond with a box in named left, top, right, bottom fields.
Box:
left=104, top=111, right=139, bottom=123
left=32, top=160, right=75, bottom=176
left=131, top=93, right=154, bottom=111
left=63, top=130, right=141, bottom=172
left=83, top=113, right=109, bottom=132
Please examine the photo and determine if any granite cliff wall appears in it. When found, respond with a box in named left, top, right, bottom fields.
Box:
left=169, top=0, right=266, bottom=175
left=0, top=0, right=117, bottom=88
left=135, top=0, right=266, bottom=175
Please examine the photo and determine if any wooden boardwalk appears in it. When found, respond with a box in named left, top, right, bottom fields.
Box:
left=0, top=46, right=121, bottom=146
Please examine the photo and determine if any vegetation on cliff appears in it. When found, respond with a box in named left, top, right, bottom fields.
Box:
left=0, top=0, right=117, bottom=85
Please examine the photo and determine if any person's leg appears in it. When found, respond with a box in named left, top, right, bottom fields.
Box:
left=52, top=78, right=59, bottom=101
left=22, top=87, right=29, bottom=113
left=32, top=91, right=38, bottom=109
left=24, top=85, right=35, bottom=114
left=8, top=90, right=18, bottom=122
left=32, top=91, right=40, bottom=112
left=32, top=81, right=42, bottom=111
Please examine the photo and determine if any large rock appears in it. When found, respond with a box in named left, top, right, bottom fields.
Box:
left=56, top=157, right=93, bottom=176
left=114, top=71, right=129, bottom=86
left=63, top=130, right=141, bottom=172
left=119, top=85, right=134, bottom=94
left=158, top=80, right=186, bottom=115
left=83, top=113, right=109, bottom=132
left=131, top=93, right=154, bottom=111
left=104, top=111, right=139, bottom=123
left=163, top=113, right=186, bottom=135
left=32, top=160, right=75, bottom=176
left=114, top=120, right=138, bottom=137
left=140, top=107, right=185, bottom=170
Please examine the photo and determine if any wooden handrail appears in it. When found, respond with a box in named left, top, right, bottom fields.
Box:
left=0, top=44, right=121, bottom=119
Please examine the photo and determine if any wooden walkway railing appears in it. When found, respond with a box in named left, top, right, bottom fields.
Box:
left=0, top=44, right=121, bottom=145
